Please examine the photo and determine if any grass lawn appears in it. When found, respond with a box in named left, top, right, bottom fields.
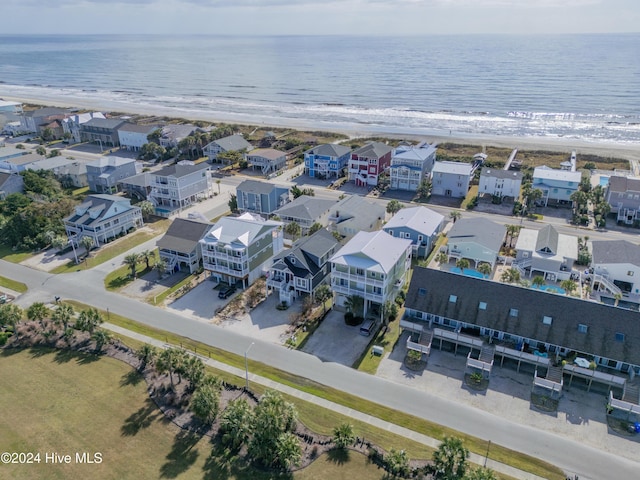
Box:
left=104, top=250, right=159, bottom=291
left=0, top=275, right=28, bottom=293
left=51, top=220, right=169, bottom=275
left=0, top=244, right=33, bottom=263
left=354, top=319, right=401, bottom=374
left=461, top=185, right=479, bottom=210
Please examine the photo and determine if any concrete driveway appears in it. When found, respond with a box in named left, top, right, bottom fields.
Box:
left=165, top=277, right=227, bottom=322
left=301, top=309, right=373, bottom=367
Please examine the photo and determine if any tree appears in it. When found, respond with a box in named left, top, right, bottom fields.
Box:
left=62, top=132, right=72, bottom=143
left=140, top=249, right=155, bottom=270
left=136, top=344, right=158, bottom=371
left=228, top=193, right=238, bottom=212
left=147, top=128, right=162, bottom=143
left=560, top=280, right=577, bottom=296
left=80, top=236, right=94, bottom=258
left=382, top=300, right=399, bottom=326
left=500, top=268, right=521, bottom=284
left=455, top=258, right=470, bottom=271
left=123, top=253, right=141, bottom=279
left=36, top=146, right=46, bottom=156
left=215, top=179, right=221, bottom=195
left=190, top=384, right=220, bottom=425
left=504, top=224, right=521, bottom=248
left=386, top=448, right=410, bottom=477
left=449, top=211, right=461, bottom=223
left=217, top=150, right=243, bottom=166
left=41, top=127, right=54, bottom=142
left=284, top=221, right=301, bottom=241
left=477, top=263, right=492, bottom=278
left=26, top=302, right=49, bottom=323
left=344, top=294, right=364, bottom=318
left=308, top=222, right=323, bottom=235
left=332, top=422, right=355, bottom=449
left=91, top=329, right=112, bottom=352
left=435, top=252, right=449, bottom=266
left=51, top=304, right=74, bottom=330
left=291, top=185, right=315, bottom=198
left=465, top=466, right=498, bottom=480
left=220, top=398, right=254, bottom=450
left=432, top=436, right=469, bottom=480
left=48, top=149, right=61, bottom=158
left=76, top=308, right=103, bottom=334
left=183, top=355, right=206, bottom=390
left=0, top=304, right=22, bottom=328
left=157, top=348, right=180, bottom=386
left=138, top=200, right=155, bottom=220
left=154, top=258, right=168, bottom=278
left=417, top=179, right=432, bottom=200
left=315, top=284, right=332, bottom=314
left=386, top=199, right=403, bottom=215
left=274, top=432, right=302, bottom=469
left=51, top=235, right=68, bottom=250
left=532, top=275, right=546, bottom=288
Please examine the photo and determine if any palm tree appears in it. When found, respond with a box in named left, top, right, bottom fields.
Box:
left=123, top=253, right=141, bottom=279
left=386, top=199, right=403, bottom=215
left=0, top=304, right=23, bottom=329
left=560, top=280, right=577, bottom=296
left=386, top=449, right=410, bottom=477
left=220, top=398, right=254, bottom=450
left=51, top=304, right=74, bottom=330
left=532, top=275, right=546, bottom=288
left=332, top=422, right=355, bottom=449
left=136, top=344, right=158, bottom=371
left=466, top=466, right=498, bottom=480
left=216, top=179, right=221, bottom=195
left=432, top=436, right=469, bottom=480
left=138, top=200, right=155, bottom=220
left=154, top=258, right=168, bottom=278
left=26, top=302, right=49, bottom=324
left=344, top=294, right=364, bottom=319
left=449, top=211, right=461, bottom=223
left=614, top=292, right=623, bottom=307
left=76, top=308, right=103, bottom=333
left=80, top=236, right=94, bottom=259
left=190, top=384, right=220, bottom=425
left=274, top=432, right=302, bottom=469
left=435, top=251, right=449, bottom=267
left=183, top=355, right=205, bottom=390
left=314, top=284, right=332, bottom=314
left=140, top=249, right=155, bottom=270
left=91, top=329, right=112, bottom=352
left=284, top=221, right=301, bottom=241
left=500, top=267, right=521, bottom=284
left=455, top=258, right=470, bottom=271
left=477, top=263, right=492, bottom=278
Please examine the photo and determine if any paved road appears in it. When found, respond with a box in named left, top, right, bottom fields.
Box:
left=3, top=259, right=639, bottom=479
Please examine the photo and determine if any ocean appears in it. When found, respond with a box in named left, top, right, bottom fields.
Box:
left=1, top=34, right=639, bottom=143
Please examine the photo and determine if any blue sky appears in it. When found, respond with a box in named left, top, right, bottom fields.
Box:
left=2, top=0, right=638, bottom=35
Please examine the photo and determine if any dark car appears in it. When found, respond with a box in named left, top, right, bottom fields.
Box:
left=218, top=285, right=236, bottom=299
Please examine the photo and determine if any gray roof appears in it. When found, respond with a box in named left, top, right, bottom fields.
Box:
left=202, top=212, right=282, bottom=248
left=273, top=196, right=337, bottom=222
left=0, top=172, right=14, bottom=187
left=305, top=144, right=351, bottom=157
left=433, top=161, right=473, bottom=176
left=271, top=229, right=339, bottom=279
left=331, top=195, right=385, bottom=232
left=5, top=152, right=43, bottom=166
left=383, top=206, right=444, bottom=237
left=118, top=172, right=151, bottom=187
left=209, top=134, right=253, bottom=152
left=352, top=142, right=393, bottom=159
left=25, top=156, right=74, bottom=171
left=87, top=156, right=136, bottom=168
left=534, top=225, right=560, bottom=254
left=157, top=218, right=211, bottom=254
left=64, top=194, right=137, bottom=227
left=330, top=230, right=411, bottom=274
left=118, top=123, right=160, bottom=134
left=448, top=218, right=506, bottom=252
left=57, top=162, right=87, bottom=176
left=83, top=117, right=127, bottom=129
left=405, top=267, right=640, bottom=367
left=608, top=175, right=640, bottom=194
left=161, top=124, right=196, bottom=140
left=237, top=179, right=286, bottom=195
left=154, top=162, right=210, bottom=178
left=591, top=240, right=640, bottom=267
left=25, top=107, right=68, bottom=117
left=480, top=168, right=523, bottom=180
left=247, top=148, right=286, bottom=161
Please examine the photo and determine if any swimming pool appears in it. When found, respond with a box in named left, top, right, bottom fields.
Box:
left=531, top=284, right=566, bottom=294
left=450, top=267, right=487, bottom=279
left=599, top=176, right=610, bottom=187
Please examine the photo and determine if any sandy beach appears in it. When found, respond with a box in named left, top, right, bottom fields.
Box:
left=4, top=92, right=640, bottom=163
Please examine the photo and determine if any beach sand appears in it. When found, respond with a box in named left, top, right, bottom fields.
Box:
left=4, top=93, right=640, bottom=163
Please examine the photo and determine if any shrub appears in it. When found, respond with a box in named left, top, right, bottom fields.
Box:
left=344, top=311, right=354, bottom=324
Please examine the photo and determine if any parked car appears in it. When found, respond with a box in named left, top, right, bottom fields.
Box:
left=218, top=285, right=236, bottom=299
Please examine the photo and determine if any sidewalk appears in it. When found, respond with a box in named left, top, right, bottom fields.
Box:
left=104, top=322, right=547, bottom=480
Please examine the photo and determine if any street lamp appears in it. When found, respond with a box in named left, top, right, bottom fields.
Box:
left=244, top=342, right=255, bottom=390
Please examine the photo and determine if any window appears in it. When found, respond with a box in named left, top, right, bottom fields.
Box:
left=418, top=288, right=426, bottom=296
left=356, top=268, right=364, bottom=276
left=449, top=294, right=457, bottom=303
left=417, top=235, right=424, bottom=243
left=509, top=308, right=518, bottom=317
left=627, top=271, right=634, bottom=276
left=388, top=230, right=393, bottom=236
left=615, top=332, right=625, bottom=342
left=542, top=316, right=552, bottom=325
left=415, top=311, right=423, bottom=319
left=478, top=302, right=487, bottom=310
left=578, top=324, right=588, bottom=333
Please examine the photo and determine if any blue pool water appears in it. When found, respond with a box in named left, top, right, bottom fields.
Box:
left=599, top=176, right=610, bottom=187
left=450, top=267, right=487, bottom=279
left=531, top=284, right=566, bottom=294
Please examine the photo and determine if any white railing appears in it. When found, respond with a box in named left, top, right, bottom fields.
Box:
left=563, top=364, right=626, bottom=387
left=400, top=319, right=424, bottom=333
left=534, top=376, right=563, bottom=393
left=407, top=338, right=430, bottom=355
left=609, top=391, right=640, bottom=414
left=467, top=354, right=493, bottom=373
left=591, top=273, right=622, bottom=297
left=434, top=328, right=484, bottom=348
left=494, top=345, right=551, bottom=366
left=332, top=270, right=385, bottom=288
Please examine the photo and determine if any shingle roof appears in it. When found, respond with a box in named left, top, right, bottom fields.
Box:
left=87, top=156, right=136, bottom=168
left=406, top=267, right=640, bottom=367
left=273, top=196, right=337, bottom=222
left=480, top=168, right=523, bottom=180
left=534, top=225, right=560, bottom=253
left=352, top=142, right=393, bottom=159
left=118, top=123, right=160, bottom=134
left=209, top=134, right=253, bottom=152
left=157, top=218, right=211, bottom=254
left=607, top=175, right=640, bottom=194
left=237, top=179, right=285, bottom=195
left=271, top=229, right=339, bottom=278
left=591, top=240, right=640, bottom=267
left=202, top=212, right=282, bottom=248
left=154, top=162, right=210, bottom=178
left=330, top=230, right=411, bottom=274
left=383, top=206, right=444, bottom=237
left=64, top=194, right=137, bottom=227
left=393, top=143, right=436, bottom=161
left=83, top=117, right=126, bottom=129
left=117, top=172, right=151, bottom=187
left=433, top=161, right=473, bottom=175
left=247, top=148, right=286, bottom=160
left=533, top=166, right=581, bottom=182
left=305, top=144, right=351, bottom=157
left=448, top=218, right=506, bottom=252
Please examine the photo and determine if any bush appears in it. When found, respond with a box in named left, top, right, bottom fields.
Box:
left=344, top=311, right=354, bottom=324
left=0, top=331, right=12, bottom=345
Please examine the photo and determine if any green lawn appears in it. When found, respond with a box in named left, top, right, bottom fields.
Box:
left=0, top=244, right=33, bottom=263
left=0, top=275, right=28, bottom=294
left=104, top=250, right=159, bottom=291
left=63, top=301, right=564, bottom=480
left=354, top=318, right=402, bottom=374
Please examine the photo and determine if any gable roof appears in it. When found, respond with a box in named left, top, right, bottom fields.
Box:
left=154, top=162, right=210, bottom=178
left=330, top=195, right=385, bottom=231
left=118, top=123, right=160, bottom=134
left=64, top=194, right=137, bottom=227
left=392, top=143, right=436, bottom=161
left=161, top=124, right=197, bottom=139
left=480, top=167, right=523, bottom=180
left=271, top=229, right=339, bottom=278
left=383, top=206, right=444, bottom=237
left=533, top=166, right=581, bottom=183
left=83, top=117, right=127, bottom=130
left=534, top=224, right=560, bottom=254
left=405, top=267, right=640, bottom=367
left=0, top=172, right=17, bottom=188
left=515, top=226, right=578, bottom=260
left=607, top=175, right=640, bottom=194
left=237, top=179, right=286, bottom=195
left=352, top=142, right=393, bottom=159
left=330, top=230, right=411, bottom=274
left=591, top=240, right=640, bottom=267
left=247, top=148, right=286, bottom=160
left=157, top=218, right=211, bottom=253
left=273, top=196, right=337, bottom=222
left=202, top=212, right=282, bottom=248
left=448, top=218, right=506, bottom=252
left=432, top=161, right=473, bottom=176
left=87, top=156, right=136, bottom=169
left=305, top=144, right=351, bottom=157
left=210, top=134, right=253, bottom=152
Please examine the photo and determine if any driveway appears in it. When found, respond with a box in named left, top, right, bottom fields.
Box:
left=121, top=270, right=189, bottom=301
left=165, top=277, right=226, bottom=322
left=301, top=310, right=373, bottom=366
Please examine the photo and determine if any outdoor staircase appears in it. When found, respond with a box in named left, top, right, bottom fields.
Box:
left=591, top=274, right=622, bottom=297
left=546, top=365, right=564, bottom=385
left=479, top=345, right=495, bottom=365
left=512, top=258, right=531, bottom=276
left=622, top=383, right=640, bottom=404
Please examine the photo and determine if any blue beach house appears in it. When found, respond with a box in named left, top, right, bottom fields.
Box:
left=304, top=144, right=351, bottom=179
left=383, top=206, right=444, bottom=258
left=532, top=166, right=582, bottom=207
left=236, top=179, right=290, bottom=216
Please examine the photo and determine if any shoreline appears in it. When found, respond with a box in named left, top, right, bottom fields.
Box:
left=4, top=93, right=640, bottom=162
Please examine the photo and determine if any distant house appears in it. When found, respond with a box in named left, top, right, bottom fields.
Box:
left=304, top=144, right=351, bottom=179
left=478, top=168, right=523, bottom=201
left=20, top=107, right=69, bottom=136
left=330, top=230, right=412, bottom=318
left=0, top=146, right=29, bottom=164
left=0, top=100, right=23, bottom=128
left=24, top=155, right=74, bottom=173
left=236, top=179, right=290, bottom=216
left=157, top=218, right=211, bottom=274
left=54, top=161, right=88, bottom=188
left=267, top=229, right=340, bottom=306
left=159, top=124, right=198, bottom=149
left=532, top=166, right=582, bottom=207
left=272, top=196, right=337, bottom=234
left=348, top=142, right=393, bottom=187
left=245, top=148, right=287, bottom=176
left=200, top=212, right=284, bottom=288
left=383, top=206, right=444, bottom=258
left=390, top=142, right=437, bottom=192
left=63, top=194, right=143, bottom=246
left=62, top=112, right=105, bottom=144
left=328, top=195, right=386, bottom=239
left=446, top=218, right=506, bottom=268
left=431, top=161, right=473, bottom=198
left=203, top=134, right=253, bottom=162
left=148, top=162, right=212, bottom=217
left=590, top=240, right=640, bottom=299
left=80, top=118, right=127, bottom=148
left=0, top=171, right=24, bottom=199
left=118, top=172, right=152, bottom=201
left=117, top=123, right=160, bottom=152
left=514, top=225, right=578, bottom=281
left=86, top=156, right=139, bottom=194
left=0, top=152, right=44, bottom=173
left=605, top=175, right=640, bottom=225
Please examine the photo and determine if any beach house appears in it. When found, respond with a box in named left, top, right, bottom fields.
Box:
left=62, top=112, right=105, bottom=144
left=86, top=156, right=139, bottom=194
left=514, top=225, right=578, bottom=281
left=80, top=117, right=127, bottom=148
left=446, top=218, right=506, bottom=269
left=589, top=240, right=640, bottom=300
left=605, top=175, right=640, bottom=225
left=236, top=179, right=290, bottom=216
left=200, top=212, right=284, bottom=288
left=203, top=134, right=253, bottom=162
left=532, top=166, right=582, bottom=207
left=117, top=123, right=160, bottom=152
left=159, top=124, right=198, bottom=149
left=431, top=161, right=474, bottom=198
left=389, top=142, right=437, bottom=192
left=383, top=206, right=444, bottom=258
left=148, top=162, right=212, bottom=216
left=19, top=107, right=69, bottom=136
left=0, top=152, right=43, bottom=173
left=348, top=142, right=393, bottom=187
left=327, top=195, right=386, bottom=239
left=0, top=172, right=24, bottom=199
left=478, top=168, right=523, bottom=201
left=157, top=217, right=211, bottom=274
left=245, top=148, right=287, bottom=176
left=273, top=196, right=337, bottom=235
left=304, top=144, right=351, bottom=179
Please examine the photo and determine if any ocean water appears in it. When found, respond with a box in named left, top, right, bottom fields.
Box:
left=1, top=34, right=639, bottom=143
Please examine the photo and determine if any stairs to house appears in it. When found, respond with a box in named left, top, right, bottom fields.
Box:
left=546, top=365, right=564, bottom=384
left=479, top=345, right=495, bottom=364
left=622, top=383, right=640, bottom=404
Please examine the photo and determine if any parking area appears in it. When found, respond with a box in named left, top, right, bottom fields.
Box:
left=165, top=277, right=226, bottom=321
left=301, top=310, right=373, bottom=367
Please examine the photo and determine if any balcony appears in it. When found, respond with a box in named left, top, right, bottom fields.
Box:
left=332, top=270, right=385, bottom=288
